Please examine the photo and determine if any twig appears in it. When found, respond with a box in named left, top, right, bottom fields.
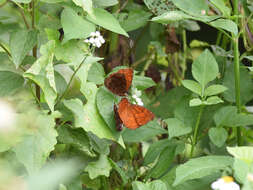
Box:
left=0, top=42, right=11, bottom=57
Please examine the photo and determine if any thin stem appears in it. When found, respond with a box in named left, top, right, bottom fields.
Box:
left=18, top=8, right=30, bottom=29
left=233, top=0, right=242, bottom=146
left=190, top=106, right=204, bottom=158
left=182, top=29, right=187, bottom=78
left=55, top=56, right=88, bottom=107
left=0, top=42, right=11, bottom=57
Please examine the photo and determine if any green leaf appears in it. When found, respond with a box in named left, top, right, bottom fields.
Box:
left=214, top=106, right=253, bottom=127
left=109, top=158, right=129, bottom=185
left=40, top=0, right=65, bottom=3
left=173, top=156, right=233, bottom=186
left=86, top=8, right=128, bottom=37
left=10, top=0, right=31, bottom=3
left=72, top=0, right=93, bottom=15
left=87, top=62, right=105, bottom=85
left=192, top=49, right=219, bottom=89
left=85, top=154, right=112, bottom=179
left=208, top=127, right=228, bottom=147
left=182, top=80, right=201, bottom=96
left=133, top=180, right=167, bottom=190
left=189, top=98, right=203, bottom=107
left=132, top=75, right=156, bottom=90
left=96, top=87, right=116, bottom=132
left=204, top=84, right=227, bottom=96
left=93, top=0, right=118, bottom=7
left=210, top=19, right=238, bottom=35
left=55, top=71, right=67, bottom=95
left=24, top=41, right=56, bottom=111
left=122, top=121, right=167, bottom=143
left=13, top=113, right=57, bottom=175
left=0, top=71, right=24, bottom=97
left=223, top=63, right=253, bottom=105
left=151, top=11, right=193, bottom=24
left=119, top=10, right=152, bottom=32
left=27, top=159, right=81, bottom=190
left=210, top=0, right=231, bottom=17
left=57, top=126, right=95, bottom=157
left=81, top=173, right=101, bottom=189
left=227, top=146, right=253, bottom=164
left=171, top=0, right=209, bottom=16
left=165, top=118, right=192, bottom=139
left=88, top=132, right=111, bottom=155
left=61, top=7, right=95, bottom=43
left=233, top=158, right=251, bottom=183
left=147, top=146, right=176, bottom=178
left=10, top=29, right=37, bottom=68
left=204, top=96, right=223, bottom=105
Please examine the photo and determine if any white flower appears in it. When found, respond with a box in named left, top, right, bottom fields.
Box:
left=89, top=37, right=95, bottom=44
left=211, top=176, right=240, bottom=190
left=90, top=32, right=96, bottom=37
left=84, top=39, right=89, bottom=43
left=98, top=35, right=105, bottom=43
left=0, top=100, right=16, bottom=132
left=136, top=98, right=144, bottom=106
left=95, top=31, right=100, bottom=37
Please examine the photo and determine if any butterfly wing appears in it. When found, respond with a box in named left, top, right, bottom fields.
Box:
left=114, top=104, right=124, bottom=131
left=118, top=98, right=154, bottom=130
left=104, top=68, right=133, bottom=96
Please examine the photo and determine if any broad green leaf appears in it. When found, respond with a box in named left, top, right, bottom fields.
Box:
left=182, top=80, right=201, bottom=96
left=147, top=87, right=191, bottom=119
left=85, top=154, right=112, bottom=179
left=63, top=97, right=115, bottom=141
left=61, top=8, right=95, bottom=43
left=147, top=146, right=176, bottom=178
left=72, top=0, right=93, bottom=15
left=192, top=49, right=219, bottom=89
left=119, top=10, right=152, bottom=32
left=87, top=62, right=105, bottom=85
left=210, top=19, right=238, bottom=35
left=214, top=106, right=253, bottom=127
left=57, top=126, right=95, bottom=157
left=210, top=0, right=231, bottom=17
left=13, top=113, right=57, bottom=175
left=27, top=159, right=81, bottom=190
left=109, top=158, right=129, bottom=185
left=86, top=8, right=128, bottom=37
left=133, top=180, right=167, bottom=190
left=132, top=75, right=156, bottom=90
left=243, top=55, right=253, bottom=61
left=151, top=11, right=193, bottom=24
left=93, top=0, right=118, bottom=7
left=40, top=0, right=65, bottom=3
left=173, top=156, right=233, bottom=186
left=233, top=158, right=251, bottom=183
left=122, top=121, right=167, bottom=143
left=24, top=41, right=56, bottom=111
left=10, top=0, right=31, bottom=3
left=55, top=71, right=67, bottom=95
left=81, top=173, right=101, bottom=189
left=227, top=146, right=253, bottom=164
left=208, top=127, right=228, bottom=147
left=96, top=87, right=116, bottom=132
left=0, top=71, right=24, bottom=96
left=204, top=84, right=227, bottom=96
left=144, top=0, right=175, bottom=15
left=10, top=29, right=37, bottom=68
left=171, top=0, right=209, bottom=16
left=88, top=132, right=111, bottom=155
left=223, top=63, right=253, bottom=105
left=165, top=118, right=192, bottom=139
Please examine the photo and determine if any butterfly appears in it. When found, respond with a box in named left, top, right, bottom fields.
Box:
left=115, top=98, right=155, bottom=130
left=104, top=68, right=133, bottom=96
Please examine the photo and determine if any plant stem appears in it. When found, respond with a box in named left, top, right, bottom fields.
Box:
left=55, top=56, right=88, bottom=107
left=190, top=106, right=204, bottom=158
left=0, top=42, right=11, bottom=57
left=233, top=0, right=242, bottom=146
left=182, top=29, right=187, bottom=78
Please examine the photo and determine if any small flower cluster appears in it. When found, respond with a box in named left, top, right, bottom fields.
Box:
left=211, top=176, right=240, bottom=190
left=84, top=31, right=105, bottom=48
left=132, top=89, right=144, bottom=106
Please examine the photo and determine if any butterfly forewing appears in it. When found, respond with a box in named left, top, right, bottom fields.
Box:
left=104, top=68, right=133, bottom=96
left=118, top=98, right=154, bottom=130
